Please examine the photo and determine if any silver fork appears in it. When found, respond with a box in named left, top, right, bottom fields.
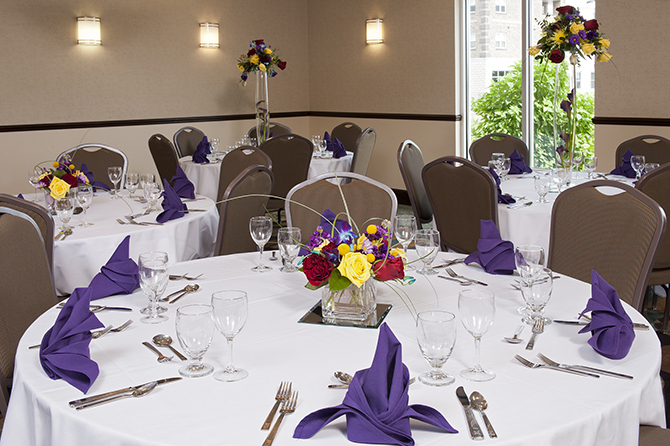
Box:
left=525, top=318, right=544, bottom=350
left=261, top=382, right=292, bottom=430
left=92, top=319, right=133, bottom=339
left=537, top=353, right=633, bottom=380
left=142, top=341, right=172, bottom=362
left=446, top=267, right=488, bottom=286
left=514, top=355, right=599, bottom=377
left=263, top=391, right=298, bottom=446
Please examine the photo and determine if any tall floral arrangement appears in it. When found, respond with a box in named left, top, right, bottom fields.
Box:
left=36, top=154, right=90, bottom=199
left=236, top=39, right=287, bottom=86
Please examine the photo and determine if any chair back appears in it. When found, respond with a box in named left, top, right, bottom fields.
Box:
left=285, top=172, right=397, bottom=238
left=548, top=180, right=666, bottom=312
left=259, top=134, right=313, bottom=208
left=397, top=140, right=433, bottom=226
left=174, top=126, right=206, bottom=158
left=247, top=122, right=292, bottom=142
left=58, top=144, right=128, bottom=189
left=216, top=146, right=272, bottom=203
left=469, top=133, right=529, bottom=166
left=148, top=134, right=180, bottom=185
left=615, top=135, right=670, bottom=167
left=215, top=165, right=274, bottom=256
left=636, top=162, right=670, bottom=270
left=422, top=156, right=498, bottom=253
left=351, top=128, right=376, bottom=176
left=331, top=122, right=362, bottom=154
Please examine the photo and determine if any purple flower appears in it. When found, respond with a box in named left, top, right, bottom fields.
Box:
left=560, top=133, right=571, bottom=145
left=568, top=35, right=580, bottom=45
left=560, top=100, right=572, bottom=116
left=241, top=73, right=248, bottom=81
left=567, top=89, right=575, bottom=105
left=586, top=30, right=597, bottom=39
left=556, top=145, right=567, bottom=156
left=578, top=30, right=587, bottom=40
left=271, top=71, right=277, bottom=77
left=566, top=14, right=574, bottom=21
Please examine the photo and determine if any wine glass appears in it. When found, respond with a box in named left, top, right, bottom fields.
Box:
left=520, top=268, right=553, bottom=325
left=211, top=290, right=249, bottom=382
left=416, top=310, right=457, bottom=386
left=534, top=175, right=551, bottom=203
left=277, top=227, right=301, bottom=273
left=249, top=216, right=273, bottom=272
left=572, top=150, right=584, bottom=171
left=515, top=244, right=545, bottom=316
left=644, top=163, right=660, bottom=176
left=552, top=168, right=570, bottom=192
left=76, top=185, right=94, bottom=227
left=145, top=182, right=162, bottom=212
left=393, top=215, right=417, bottom=271
left=28, top=167, right=42, bottom=202
left=55, top=195, right=74, bottom=232
left=630, top=155, right=646, bottom=180
left=138, top=252, right=169, bottom=324
left=140, top=173, right=155, bottom=190
left=107, top=166, right=122, bottom=198
left=125, top=172, right=139, bottom=198
left=175, top=304, right=215, bottom=378
left=415, top=229, right=440, bottom=275
left=500, top=157, right=511, bottom=181
left=584, top=156, right=598, bottom=179
left=458, top=289, right=496, bottom=382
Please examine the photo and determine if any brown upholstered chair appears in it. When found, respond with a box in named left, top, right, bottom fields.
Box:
left=639, top=425, right=670, bottom=445
left=469, top=133, right=530, bottom=166
left=247, top=122, right=292, bottom=143
left=615, top=135, right=670, bottom=167
left=173, top=126, right=206, bottom=158
left=350, top=128, right=376, bottom=176
left=215, top=146, right=272, bottom=203
left=148, top=134, right=180, bottom=185
left=548, top=180, right=666, bottom=313
left=57, top=144, right=128, bottom=189
left=214, top=165, right=274, bottom=256
left=397, top=140, right=433, bottom=227
left=285, top=172, right=397, bottom=238
left=331, top=122, right=362, bottom=155
left=422, top=156, right=498, bottom=253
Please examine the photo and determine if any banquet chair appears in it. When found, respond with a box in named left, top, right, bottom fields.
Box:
left=214, top=165, right=273, bottom=256
left=548, top=180, right=666, bottom=313
left=173, top=126, right=206, bottom=158
left=0, top=211, right=59, bottom=415
left=285, top=172, right=397, bottom=238
left=247, top=122, right=292, bottom=143
left=615, top=135, right=670, bottom=167
left=422, top=156, right=498, bottom=253
left=215, top=146, right=272, bottom=203
left=469, top=133, right=529, bottom=166
left=350, top=127, right=376, bottom=176
left=58, top=144, right=128, bottom=189
left=331, top=122, right=362, bottom=155
left=639, top=425, right=670, bottom=445
left=397, top=140, right=433, bottom=227
left=148, top=134, right=179, bottom=185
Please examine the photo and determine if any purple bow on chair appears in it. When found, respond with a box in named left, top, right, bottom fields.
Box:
left=464, top=219, right=516, bottom=275
left=170, top=165, right=196, bottom=199
left=609, top=150, right=636, bottom=178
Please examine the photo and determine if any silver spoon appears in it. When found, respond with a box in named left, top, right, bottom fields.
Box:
left=75, top=381, right=157, bottom=410
left=152, top=334, right=188, bottom=361
left=168, top=284, right=199, bottom=304
left=61, top=228, right=73, bottom=240
left=470, top=391, right=497, bottom=438
left=334, top=371, right=353, bottom=384
left=504, top=325, right=525, bottom=344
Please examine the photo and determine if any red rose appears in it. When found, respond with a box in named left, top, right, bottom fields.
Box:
left=254, top=39, right=264, bottom=45
left=247, top=49, right=256, bottom=56
left=277, top=60, right=287, bottom=70
left=61, top=173, right=79, bottom=188
left=548, top=49, right=565, bottom=63
left=373, top=257, right=405, bottom=282
left=302, top=254, right=334, bottom=286
left=584, top=19, right=599, bottom=31
left=40, top=175, right=52, bottom=187
left=556, top=6, right=573, bottom=15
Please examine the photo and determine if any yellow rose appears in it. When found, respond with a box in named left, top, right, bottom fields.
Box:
left=528, top=46, right=540, bottom=56
left=600, top=38, right=610, bottom=48
left=337, top=244, right=350, bottom=256
left=249, top=54, right=260, bottom=65
left=337, top=252, right=372, bottom=287
left=581, top=42, right=596, bottom=55
left=597, top=52, right=612, bottom=63
left=366, top=225, right=377, bottom=235
left=49, top=177, right=70, bottom=199
left=259, top=63, right=267, bottom=72
left=237, top=64, right=244, bottom=72
left=570, top=22, right=584, bottom=34
left=264, top=48, right=272, bottom=55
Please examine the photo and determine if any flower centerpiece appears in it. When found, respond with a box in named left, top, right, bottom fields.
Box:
left=36, top=154, right=90, bottom=200
left=236, top=39, right=287, bottom=145
left=528, top=5, right=610, bottom=171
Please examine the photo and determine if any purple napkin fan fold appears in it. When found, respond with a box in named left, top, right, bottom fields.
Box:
left=488, top=168, right=515, bottom=204
left=192, top=136, right=210, bottom=164
left=80, top=163, right=110, bottom=191
left=508, top=149, right=533, bottom=174
left=578, top=270, right=635, bottom=360
left=170, top=165, right=196, bottom=199
left=609, top=150, right=636, bottom=178
left=464, top=220, right=516, bottom=275
left=86, top=235, right=140, bottom=300
left=156, top=178, right=188, bottom=223
left=323, top=131, right=348, bottom=159
left=293, top=323, right=457, bottom=446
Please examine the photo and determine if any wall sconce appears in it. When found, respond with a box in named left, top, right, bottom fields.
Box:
left=200, top=23, right=220, bottom=48
left=77, top=17, right=101, bottom=45
left=366, top=18, right=383, bottom=44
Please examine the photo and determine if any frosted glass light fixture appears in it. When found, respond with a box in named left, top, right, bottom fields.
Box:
left=77, top=17, right=101, bottom=45
left=200, top=23, right=220, bottom=48
left=366, top=18, right=383, bottom=44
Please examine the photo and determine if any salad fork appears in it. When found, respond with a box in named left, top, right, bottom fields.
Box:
left=514, top=355, right=599, bottom=377
left=92, top=319, right=133, bottom=339
left=262, top=382, right=292, bottom=430
left=525, top=318, right=544, bottom=350
left=537, top=353, right=633, bottom=380
left=263, top=391, right=298, bottom=446
left=445, top=267, right=488, bottom=286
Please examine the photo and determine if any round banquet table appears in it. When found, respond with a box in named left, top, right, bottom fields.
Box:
left=1, top=251, right=664, bottom=446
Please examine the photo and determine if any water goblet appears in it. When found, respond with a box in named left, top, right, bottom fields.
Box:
left=500, top=157, right=511, bottom=181
left=211, top=290, right=249, bottom=382
left=145, top=182, right=162, bottom=212
left=534, top=175, right=551, bottom=203
left=552, top=168, right=570, bottom=192
left=76, top=185, right=94, bottom=227
left=644, top=163, right=660, bottom=176
left=394, top=215, right=417, bottom=271
left=138, top=252, right=169, bottom=324
left=29, top=167, right=42, bottom=202
left=107, top=166, right=122, bottom=198
left=249, top=216, right=273, bottom=272
left=415, top=229, right=440, bottom=275
left=487, top=160, right=499, bottom=176
left=125, top=172, right=139, bottom=198
left=459, top=289, right=496, bottom=382
left=520, top=268, right=553, bottom=325
left=572, top=150, right=584, bottom=170
left=139, top=173, right=155, bottom=190
left=278, top=227, right=301, bottom=273
left=491, top=152, right=505, bottom=163
left=515, top=244, right=545, bottom=315
left=210, top=138, right=220, bottom=152
left=416, top=310, right=457, bottom=386
left=55, top=195, right=74, bottom=231
left=630, top=155, right=646, bottom=180
left=175, top=304, right=215, bottom=378
left=584, top=156, right=598, bottom=179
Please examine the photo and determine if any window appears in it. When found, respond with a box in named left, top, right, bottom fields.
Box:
left=470, top=33, right=476, bottom=50
left=495, top=33, right=506, bottom=49
left=471, top=0, right=476, bottom=13
left=492, top=70, right=509, bottom=82
left=591, top=72, right=595, bottom=89
left=495, top=0, right=506, bottom=13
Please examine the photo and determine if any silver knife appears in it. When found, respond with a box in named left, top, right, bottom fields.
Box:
left=552, top=320, right=649, bottom=330
left=68, top=377, right=182, bottom=407
left=456, top=386, right=484, bottom=440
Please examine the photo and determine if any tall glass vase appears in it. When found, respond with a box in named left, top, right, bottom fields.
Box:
left=255, top=71, right=270, bottom=145
left=553, top=59, right=578, bottom=185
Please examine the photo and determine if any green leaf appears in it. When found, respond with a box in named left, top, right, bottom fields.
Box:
left=328, top=269, right=351, bottom=291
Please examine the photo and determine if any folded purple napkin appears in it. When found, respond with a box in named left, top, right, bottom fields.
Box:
left=508, top=149, right=532, bottom=174
left=578, top=270, right=635, bottom=360
left=294, top=323, right=457, bottom=445
left=170, top=165, right=196, bottom=200
left=39, top=287, right=104, bottom=393
left=464, top=220, right=515, bottom=274
left=156, top=178, right=188, bottom=223
left=488, top=168, right=515, bottom=204
left=192, top=136, right=210, bottom=164
left=323, top=131, right=348, bottom=159
left=86, top=235, right=140, bottom=300
left=609, top=150, right=636, bottom=178
left=17, top=193, right=24, bottom=199
left=80, top=163, right=110, bottom=191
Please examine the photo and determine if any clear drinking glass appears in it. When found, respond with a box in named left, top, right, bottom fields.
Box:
left=140, top=173, right=155, bottom=190
left=459, top=289, right=496, bottom=382
left=500, top=157, right=511, bottom=181
left=55, top=195, right=74, bottom=231
left=175, top=304, right=215, bottom=378
left=29, top=167, right=42, bottom=202
left=125, top=172, right=139, bottom=198
left=393, top=215, right=417, bottom=271
left=211, top=290, right=249, bottom=382
left=249, top=216, right=273, bottom=272
left=552, top=168, right=570, bottom=192
left=515, top=245, right=545, bottom=316
left=415, top=229, right=440, bottom=275
left=572, top=150, right=584, bottom=170
left=76, top=185, right=94, bottom=227
left=630, top=155, right=646, bottom=180
left=520, top=268, right=553, bottom=325
left=534, top=175, right=551, bottom=203
left=584, top=156, right=598, bottom=179
left=416, top=310, right=457, bottom=386
left=644, top=163, right=660, bottom=176
left=278, top=227, right=301, bottom=273
left=145, top=182, right=162, bottom=212
left=107, top=166, right=122, bottom=198
left=138, top=252, right=169, bottom=324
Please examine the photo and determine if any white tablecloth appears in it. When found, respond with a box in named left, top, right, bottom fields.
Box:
left=1, top=251, right=663, bottom=446
left=307, top=152, right=354, bottom=184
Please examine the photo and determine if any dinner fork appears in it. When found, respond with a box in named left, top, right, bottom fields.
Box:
left=262, top=382, right=292, bottom=430
left=445, top=267, right=488, bottom=286
left=92, top=319, right=133, bottom=339
left=514, top=355, right=599, bottom=377
left=262, top=391, right=298, bottom=446
left=536, top=353, right=633, bottom=380
left=525, top=318, right=544, bottom=350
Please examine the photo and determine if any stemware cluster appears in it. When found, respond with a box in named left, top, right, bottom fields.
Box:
left=489, top=152, right=511, bottom=181
left=515, top=245, right=553, bottom=326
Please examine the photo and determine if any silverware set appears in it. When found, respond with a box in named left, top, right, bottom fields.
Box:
left=169, top=273, right=204, bottom=281
left=142, top=341, right=173, bottom=362
left=162, top=284, right=200, bottom=304
left=28, top=319, right=133, bottom=349
left=261, top=382, right=298, bottom=446
left=507, top=201, right=533, bottom=210
left=55, top=302, right=133, bottom=312
left=68, top=376, right=182, bottom=409
left=515, top=353, right=633, bottom=379
left=456, top=386, right=497, bottom=439
left=116, top=217, right=163, bottom=226
left=445, top=267, right=488, bottom=286
left=515, top=354, right=599, bottom=377
left=54, top=228, right=73, bottom=241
